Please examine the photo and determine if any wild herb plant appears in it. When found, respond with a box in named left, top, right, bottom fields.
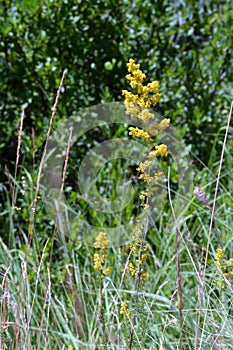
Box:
left=1, top=60, right=233, bottom=350
left=121, top=58, right=170, bottom=348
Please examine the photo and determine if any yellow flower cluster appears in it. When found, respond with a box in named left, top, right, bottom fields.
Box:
left=139, top=191, right=148, bottom=201
left=128, top=119, right=170, bottom=145
left=149, top=119, right=170, bottom=136
left=93, top=253, right=107, bottom=270
left=137, top=157, right=163, bottom=184
left=128, top=126, right=150, bottom=141
left=120, top=301, right=130, bottom=318
left=128, top=262, right=137, bottom=276
left=137, top=160, right=152, bottom=173
left=225, top=258, right=233, bottom=267
left=136, top=144, right=166, bottom=186
left=122, top=58, right=169, bottom=188
left=93, top=232, right=112, bottom=278
left=215, top=247, right=224, bottom=268
left=214, top=247, right=233, bottom=288
left=93, top=231, right=110, bottom=249
left=104, top=266, right=113, bottom=275
left=122, top=58, right=161, bottom=111
left=148, top=144, right=168, bottom=158
left=127, top=234, right=149, bottom=281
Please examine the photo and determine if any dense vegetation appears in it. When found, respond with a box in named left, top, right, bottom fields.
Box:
left=0, top=1, right=232, bottom=349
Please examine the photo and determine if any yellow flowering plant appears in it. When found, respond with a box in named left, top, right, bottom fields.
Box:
left=122, top=59, right=170, bottom=347
left=120, top=301, right=130, bottom=319
left=214, top=247, right=233, bottom=289
left=123, top=58, right=170, bottom=208
left=92, top=231, right=113, bottom=345
left=93, top=231, right=112, bottom=278
left=122, top=57, right=170, bottom=243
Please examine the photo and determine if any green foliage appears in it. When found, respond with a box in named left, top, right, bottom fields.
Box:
left=0, top=1, right=233, bottom=348
left=0, top=0, right=232, bottom=172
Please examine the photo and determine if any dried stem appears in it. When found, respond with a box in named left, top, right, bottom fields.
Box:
left=12, top=110, right=25, bottom=205
left=167, top=166, right=183, bottom=349
left=6, top=110, right=24, bottom=249
left=28, top=70, right=66, bottom=241
left=25, top=71, right=66, bottom=347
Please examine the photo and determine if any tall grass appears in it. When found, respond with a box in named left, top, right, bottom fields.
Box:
left=0, top=66, right=233, bottom=350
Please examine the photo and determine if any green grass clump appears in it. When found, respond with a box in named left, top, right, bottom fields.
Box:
left=1, top=63, right=233, bottom=350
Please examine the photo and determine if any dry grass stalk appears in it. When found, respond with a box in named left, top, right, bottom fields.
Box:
left=28, top=70, right=67, bottom=239
left=167, top=167, right=183, bottom=349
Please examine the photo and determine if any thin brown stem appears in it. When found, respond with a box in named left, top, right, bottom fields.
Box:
left=28, top=70, right=67, bottom=241
left=167, top=167, right=183, bottom=349
left=6, top=110, right=25, bottom=249
left=25, top=71, right=66, bottom=347
left=13, top=110, right=24, bottom=205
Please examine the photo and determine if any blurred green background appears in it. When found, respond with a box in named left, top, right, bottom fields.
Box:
left=0, top=0, right=232, bottom=238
